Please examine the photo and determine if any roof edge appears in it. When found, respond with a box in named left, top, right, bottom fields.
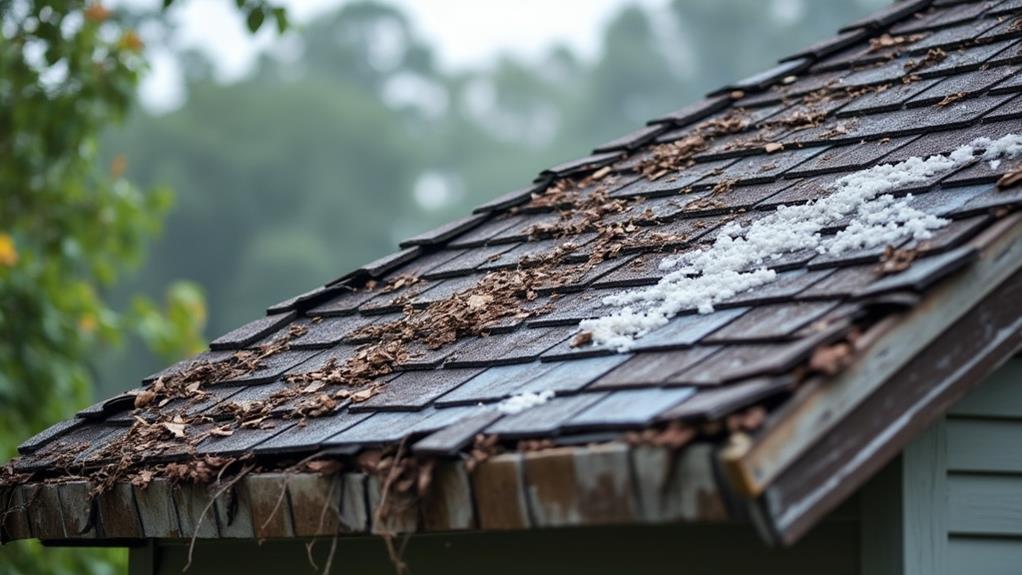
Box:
left=718, top=213, right=1022, bottom=544
left=2, top=442, right=734, bottom=545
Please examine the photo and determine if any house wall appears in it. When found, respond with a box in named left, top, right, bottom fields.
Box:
left=944, top=357, right=1022, bottom=574
left=860, top=357, right=1022, bottom=575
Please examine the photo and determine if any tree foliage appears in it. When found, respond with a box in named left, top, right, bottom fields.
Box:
left=0, top=1, right=277, bottom=572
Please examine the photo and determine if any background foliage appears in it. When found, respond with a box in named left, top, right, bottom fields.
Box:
left=1, top=0, right=882, bottom=573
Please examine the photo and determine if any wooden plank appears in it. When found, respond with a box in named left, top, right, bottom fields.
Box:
left=522, top=447, right=580, bottom=527
left=96, top=481, right=144, bottom=539
left=366, top=474, right=419, bottom=534
left=243, top=474, right=295, bottom=539
left=732, top=216, right=1022, bottom=499
left=213, top=484, right=255, bottom=539
left=339, top=473, right=369, bottom=533
left=471, top=453, right=531, bottom=530
left=421, top=460, right=476, bottom=531
left=172, top=482, right=220, bottom=539
left=1, top=486, right=31, bottom=542
left=903, top=420, right=948, bottom=575
left=947, top=418, right=1022, bottom=472
left=950, top=359, right=1022, bottom=418
left=948, top=474, right=1022, bottom=536
left=24, top=483, right=65, bottom=540
left=947, top=537, right=1022, bottom=575
left=571, top=443, right=639, bottom=524
left=288, top=474, right=342, bottom=536
left=633, top=444, right=727, bottom=523
left=57, top=481, right=96, bottom=539
left=134, top=478, right=181, bottom=539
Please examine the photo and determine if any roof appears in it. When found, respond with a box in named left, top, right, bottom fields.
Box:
left=4, top=0, right=1022, bottom=549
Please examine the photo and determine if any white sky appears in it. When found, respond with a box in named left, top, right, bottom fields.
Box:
left=123, top=0, right=667, bottom=111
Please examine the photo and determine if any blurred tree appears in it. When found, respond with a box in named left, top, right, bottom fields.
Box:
left=0, top=1, right=283, bottom=572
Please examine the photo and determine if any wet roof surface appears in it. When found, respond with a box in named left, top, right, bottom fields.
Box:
left=10, top=0, right=1022, bottom=478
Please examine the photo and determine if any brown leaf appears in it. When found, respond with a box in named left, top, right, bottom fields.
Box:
left=998, top=165, right=1022, bottom=189
left=161, top=422, right=187, bottom=438
left=133, top=389, right=156, bottom=409
left=209, top=426, right=234, bottom=437
left=466, top=293, right=493, bottom=310
left=570, top=331, right=593, bottom=348
left=809, top=342, right=854, bottom=376
left=764, top=142, right=784, bottom=154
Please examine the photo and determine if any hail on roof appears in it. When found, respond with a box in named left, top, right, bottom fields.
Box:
left=581, top=133, right=1022, bottom=351
left=497, top=390, right=555, bottom=415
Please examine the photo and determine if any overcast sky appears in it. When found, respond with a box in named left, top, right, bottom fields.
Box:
left=121, top=0, right=669, bottom=111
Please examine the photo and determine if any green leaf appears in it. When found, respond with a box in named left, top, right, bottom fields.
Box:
left=272, top=7, right=288, bottom=33
left=246, top=7, right=265, bottom=33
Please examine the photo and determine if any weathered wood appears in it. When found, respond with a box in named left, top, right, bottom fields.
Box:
left=754, top=221, right=1022, bottom=544
left=949, top=359, right=1022, bottom=418
left=57, top=481, right=96, bottom=538
left=213, top=484, right=255, bottom=539
left=947, top=418, right=1022, bottom=473
left=421, top=460, right=476, bottom=531
left=731, top=215, right=1022, bottom=498
left=1, top=485, right=31, bottom=542
left=948, top=474, right=1022, bottom=536
left=366, top=474, right=419, bottom=534
left=471, top=453, right=531, bottom=530
left=172, top=482, right=220, bottom=539
left=96, top=481, right=144, bottom=539
left=571, top=443, right=639, bottom=524
left=287, top=473, right=341, bottom=536
left=23, top=483, right=65, bottom=540
left=339, top=473, right=369, bottom=532
left=522, top=447, right=580, bottom=527
left=133, top=478, right=180, bottom=539
left=632, top=444, right=727, bottom=523
left=243, top=473, right=295, bottom=539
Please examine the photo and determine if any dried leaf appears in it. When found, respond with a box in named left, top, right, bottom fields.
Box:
left=161, top=422, right=187, bottom=438
left=809, top=342, right=854, bottom=376
left=764, top=142, right=784, bottom=154
left=997, top=165, right=1022, bottom=189
left=570, top=331, right=593, bottom=347
left=133, top=389, right=156, bottom=409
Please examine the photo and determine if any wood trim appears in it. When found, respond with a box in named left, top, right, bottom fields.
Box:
left=759, top=246, right=1022, bottom=544
left=860, top=420, right=948, bottom=575
left=723, top=215, right=1022, bottom=499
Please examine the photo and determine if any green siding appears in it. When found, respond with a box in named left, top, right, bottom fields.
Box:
left=945, top=358, right=1022, bottom=574
left=947, top=537, right=1022, bottom=575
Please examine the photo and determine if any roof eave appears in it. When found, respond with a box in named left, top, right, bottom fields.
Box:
left=718, top=213, right=1022, bottom=545
left=2, top=442, right=737, bottom=545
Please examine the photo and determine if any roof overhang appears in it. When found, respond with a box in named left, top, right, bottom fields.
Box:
left=721, top=213, right=1022, bottom=544
left=1, top=442, right=731, bottom=544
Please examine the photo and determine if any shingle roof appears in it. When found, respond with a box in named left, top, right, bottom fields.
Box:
left=5, top=0, right=1022, bottom=548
